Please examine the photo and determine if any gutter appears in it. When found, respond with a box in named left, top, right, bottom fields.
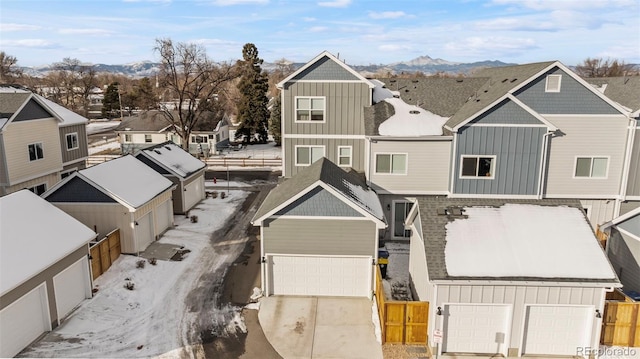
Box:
left=537, top=130, right=554, bottom=199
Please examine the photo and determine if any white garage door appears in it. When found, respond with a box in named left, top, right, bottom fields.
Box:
left=268, top=255, right=371, bottom=297
left=53, top=257, right=91, bottom=320
left=522, top=305, right=591, bottom=356
left=135, top=211, right=154, bottom=252
left=442, top=304, right=510, bottom=355
left=0, top=283, right=50, bottom=358
left=155, top=199, right=172, bottom=235
left=184, top=177, right=203, bottom=212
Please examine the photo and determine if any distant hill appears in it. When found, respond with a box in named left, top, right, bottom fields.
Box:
left=19, top=56, right=514, bottom=78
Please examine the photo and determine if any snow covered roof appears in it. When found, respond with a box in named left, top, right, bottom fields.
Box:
left=0, top=190, right=96, bottom=295
left=413, top=196, right=619, bottom=284
left=138, top=142, right=206, bottom=178
left=252, top=158, right=385, bottom=225
left=75, top=155, right=174, bottom=209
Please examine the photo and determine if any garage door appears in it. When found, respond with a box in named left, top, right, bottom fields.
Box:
left=522, top=305, right=591, bottom=356
left=0, top=283, right=51, bottom=357
left=155, top=199, right=172, bottom=235
left=184, top=177, right=203, bottom=212
left=442, top=304, right=510, bottom=355
left=135, top=211, right=154, bottom=252
left=268, top=255, right=371, bottom=297
left=53, top=257, right=91, bottom=320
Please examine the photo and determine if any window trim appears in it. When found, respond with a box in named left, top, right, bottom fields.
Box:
left=61, top=168, right=78, bottom=179
left=144, top=134, right=152, bottom=143
left=294, top=96, right=326, bottom=123
left=545, top=74, right=562, bottom=93
left=294, top=145, right=326, bottom=167
left=337, top=145, right=353, bottom=167
left=65, top=132, right=79, bottom=151
left=28, top=142, right=44, bottom=162
left=27, top=183, right=47, bottom=196
left=124, top=134, right=132, bottom=143
left=573, top=156, right=609, bottom=179
left=459, top=155, right=496, bottom=179
left=374, top=153, right=408, bottom=175
left=391, top=200, right=414, bottom=239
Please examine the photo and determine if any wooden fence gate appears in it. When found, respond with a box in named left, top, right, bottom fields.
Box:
left=601, top=300, right=640, bottom=346
left=90, top=229, right=121, bottom=280
left=375, top=266, right=429, bottom=344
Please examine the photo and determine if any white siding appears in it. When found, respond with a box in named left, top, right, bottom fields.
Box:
left=580, top=199, right=616, bottom=230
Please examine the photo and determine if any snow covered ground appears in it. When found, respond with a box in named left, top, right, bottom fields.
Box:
left=381, top=242, right=411, bottom=301
left=87, top=120, right=120, bottom=135
left=20, top=191, right=249, bottom=358
left=217, top=143, right=281, bottom=159
left=88, top=140, right=121, bottom=155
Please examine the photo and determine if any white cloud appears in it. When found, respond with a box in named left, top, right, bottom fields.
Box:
left=0, top=39, right=60, bottom=49
left=309, top=26, right=328, bottom=32
left=122, top=0, right=171, bottom=3
left=445, top=36, right=538, bottom=57
left=190, top=38, right=239, bottom=47
left=368, top=11, right=410, bottom=19
left=213, top=0, right=268, bottom=5
left=58, top=28, right=114, bottom=35
left=318, top=0, right=351, bottom=8
left=0, top=23, right=42, bottom=32
left=475, top=17, right=558, bottom=31
left=491, top=0, right=635, bottom=11
left=303, top=17, right=316, bottom=22
left=378, top=44, right=411, bottom=52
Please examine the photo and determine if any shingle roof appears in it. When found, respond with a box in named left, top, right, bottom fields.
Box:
left=587, top=77, right=640, bottom=112
left=0, top=92, right=31, bottom=123
left=415, top=195, right=618, bottom=283
left=115, top=111, right=175, bottom=132
left=137, top=141, right=206, bottom=178
left=252, top=158, right=384, bottom=223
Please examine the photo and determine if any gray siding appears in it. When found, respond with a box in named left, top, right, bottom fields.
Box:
left=469, top=98, right=543, bottom=125
left=454, top=126, right=544, bottom=195
left=263, top=217, right=376, bottom=256
left=14, top=99, right=52, bottom=122
left=0, top=135, right=7, bottom=187
left=290, top=56, right=360, bottom=82
left=275, top=186, right=363, bottom=217
left=619, top=214, right=640, bottom=236
left=607, top=229, right=640, bottom=293
left=46, top=176, right=116, bottom=203
left=284, top=138, right=365, bottom=177
left=283, top=82, right=370, bottom=136
left=514, top=68, right=620, bottom=114
left=620, top=201, right=640, bottom=215
left=59, top=124, right=88, bottom=164
left=626, top=129, right=640, bottom=196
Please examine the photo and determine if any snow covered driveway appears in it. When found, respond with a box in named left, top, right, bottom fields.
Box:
left=20, top=191, right=252, bottom=358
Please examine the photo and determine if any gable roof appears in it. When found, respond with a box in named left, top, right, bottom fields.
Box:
left=600, top=205, right=640, bottom=231
left=277, top=51, right=374, bottom=89
left=1, top=190, right=96, bottom=295
left=414, top=196, right=618, bottom=284
left=44, top=155, right=174, bottom=210
left=252, top=157, right=385, bottom=225
left=115, top=111, right=176, bottom=132
left=136, top=141, right=206, bottom=178
left=587, top=77, right=640, bottom=113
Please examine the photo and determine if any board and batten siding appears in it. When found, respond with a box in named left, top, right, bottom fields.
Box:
left=369, top=139, right=451, bottom=194
left=282, top=82, right=370, bottom=136
left=2, top=118, right=63, bottom=184
left=284, top=138, right=365, bottom=177
left=263, top=217, right=376, bottom=256
left=545, top=115, right=628, bottom=197
left=453, top=126, right=544, bottom=195
left=607, top=229, right=640, bottom=293
left=626, top=128, right=640, bottom=197
left=133, top=190, right=173, bottom=236
left=59, top=124, right=88, bottom=165
left=580, top=199, right=616, bottom=230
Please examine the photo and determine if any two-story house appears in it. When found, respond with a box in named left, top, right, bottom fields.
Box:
left=0, top=87, right=89, bottom=196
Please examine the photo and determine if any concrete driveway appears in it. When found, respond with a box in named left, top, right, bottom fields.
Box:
left=258, top=296, right=383, bottom=359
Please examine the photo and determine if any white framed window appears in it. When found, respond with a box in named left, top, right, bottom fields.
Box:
left=392, top=200, right=414, bottom=238
left=28, top=142, right=44, bottom=161
left=460, top=155, right=496, bottom=179
left=66, top=132, right=79, bottom=150
left=144, top=134, right=152, bottom=143
left=574, top=156, right=608, bottom=178
left=295, top=145, right=325, bottom=166
left=124, top=134, right=132, bottom=142
left=545, top=74, right=562, bottom=92
left=337, top=146, right=352, bottom=167
left=295, top=96, right=325, bottom=122
left=375, top=153, right=407, bottom=174
left=27, top=183, right=47, bottom=195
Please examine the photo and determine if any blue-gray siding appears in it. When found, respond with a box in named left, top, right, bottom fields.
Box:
left=14, top=99, right=52, bottom=122
left=514, top=68, right=620, bottom=114
left=291, top=56, right=360, bottom=82
left=619, top=214, right=640, bottom=236
left=607, top=229, right=640, bottom=293
left=135, top=154, right=171, bottom=175
left=46, top=176, right=116, bottom=203
left=275, top=186, right=363, bottom=217
left=627, top=129, right=640, bottom=196
left=454, top=126, right=544, bottom=195
left=469, top=98, right=543, bottom=125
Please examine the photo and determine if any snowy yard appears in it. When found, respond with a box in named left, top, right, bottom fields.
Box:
left=87, top=120, right=120, bottom=135
left=216, top=142, right=281, bottom=159
left=381, top=242, right=412, bottom=301
left=21, top=191, right=250, bottom=358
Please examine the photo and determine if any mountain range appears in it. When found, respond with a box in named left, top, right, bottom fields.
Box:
left=20, top=55, right=514, bottom=78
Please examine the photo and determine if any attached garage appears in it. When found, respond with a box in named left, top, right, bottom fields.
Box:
left=521, top=305, right=592, bottom=356
left=53, top=258, right=92, bottom=320
left=442, top=304, right=510, bottom=355
left=268, top=255, right=372, bottom=297
left=0, top=284, right=51, bottom=358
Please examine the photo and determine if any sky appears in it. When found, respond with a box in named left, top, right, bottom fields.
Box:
left=1, top=0, right=639, bottom=68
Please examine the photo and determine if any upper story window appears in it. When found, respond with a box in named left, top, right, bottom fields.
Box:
left=145, top=134, right=152, bottom=143
left=460, top=155, right=495, bottom=179
left=575, top=156, right=608, bottom=178
left=27, top=183, right=47, bottom=196
left=338, top=146, right=352, bottom=167
left=296, top=145, right=324, bottom=166
left=28, top=143, right=44, bottom=161
left=66, top=132, right=79, bottom=150
left=295, top=97, right=325, bottom=122
left=124, top=134, right=132, bottom=142
left=545, top=74, right=562, bottom=92
left=375, top=153, right=407, bottom=174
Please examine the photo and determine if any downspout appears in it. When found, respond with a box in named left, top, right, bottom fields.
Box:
left=537, top=130, right=554, bottom=199
left=280, top=89, right=286, bottom=178
left=616, top=115, right=636, bottom=217
left=366, top=137, right=372, bottom=186
left=449, top=132, right=458, bottom=194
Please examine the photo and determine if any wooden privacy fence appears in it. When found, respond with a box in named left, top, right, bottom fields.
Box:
left=375, top=266, right=429, bottom=344
left=90, top=229, right=122, bottom=280
left=601, top=296, right=640, bottom=346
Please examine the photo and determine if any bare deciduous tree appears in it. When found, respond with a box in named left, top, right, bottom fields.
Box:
left=45, top=58, right=98, bottom=116
left=576, top=57, right=635, bottom=78
left=154, top=38, right=237, bottom=149
left=0, top=52, right=22, bottom=83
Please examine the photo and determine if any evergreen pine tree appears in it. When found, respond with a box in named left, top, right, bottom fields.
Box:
left=235, top=43, right=269, bottom=143
left=102, top=82, right=120, bottom=119
left=269, top=95, right=282, bottom=146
